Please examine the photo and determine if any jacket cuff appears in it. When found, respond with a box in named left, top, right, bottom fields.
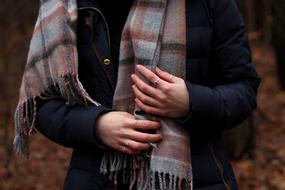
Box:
left=65, top=104, right=111, bottom=150
left=187, top=81, right=221, bottom=121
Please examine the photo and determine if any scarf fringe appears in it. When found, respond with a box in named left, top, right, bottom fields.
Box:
left=100, top=151, right=150, bottom=190
left=100, top=152, right=192, bottom=190
left=151, top=171, right=193, bottom=190
left=14, top=74, right=96, bottom=157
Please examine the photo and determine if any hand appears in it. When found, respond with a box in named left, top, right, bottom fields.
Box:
left=95, top=111, right=162, bottom=155
left=131, top=65, right=190, bottom=118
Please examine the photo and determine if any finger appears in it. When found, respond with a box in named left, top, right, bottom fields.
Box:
left=155, top=67, right=178, bottom=83
left=124, top=118, right=160, bottom=131
left=126, top=128, right=163, bottom=143
left=122, top=140, right=151, bottom=152
left=136, top=65, right=159, bottom=83
left=136, top=65, right=169, bottom=89
left=135, top=98, right=166, bottom=116
left=132, top=85, right=161, bottom=107
left=131, top=74, right=163, bottom=100
left=133, top=119, right=161, bottom=130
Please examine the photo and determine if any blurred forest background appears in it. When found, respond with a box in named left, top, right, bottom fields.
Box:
left=1, top=0, right=285, bottom=189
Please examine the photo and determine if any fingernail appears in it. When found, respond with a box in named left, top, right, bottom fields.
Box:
left=136, top=65, right=141, bottom=68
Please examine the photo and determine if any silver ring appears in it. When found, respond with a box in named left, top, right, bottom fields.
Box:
left=123, top=141, right=129, bottom=147
left=153, top=77, right=161, bottom=87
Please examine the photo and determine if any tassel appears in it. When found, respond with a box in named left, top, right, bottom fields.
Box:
left=13, top=134, right=29, bottom=157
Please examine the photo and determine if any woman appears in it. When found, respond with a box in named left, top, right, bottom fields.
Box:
left=14, top=0, right=260, bottom=189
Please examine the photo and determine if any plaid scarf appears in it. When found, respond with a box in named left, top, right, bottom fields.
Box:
left=14, top=0, right=192, bottom=189
left=13, top=0, right=97, bottom=156
left=100, top=0, right=192, bottom=189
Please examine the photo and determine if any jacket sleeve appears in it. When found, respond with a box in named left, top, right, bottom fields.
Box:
left=36, top=98, right=111, bottom=149
left=180, top=0, right=261, bottom=132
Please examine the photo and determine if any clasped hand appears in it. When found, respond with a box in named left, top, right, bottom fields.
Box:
left=132, top=65, right=190, bottom=118
left=96, top=65, right=190, bottom=155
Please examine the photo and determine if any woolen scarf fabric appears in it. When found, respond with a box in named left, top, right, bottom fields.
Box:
left=13, top=0, right=98, bottom=156
left=14, top=0, right=192, bottom=189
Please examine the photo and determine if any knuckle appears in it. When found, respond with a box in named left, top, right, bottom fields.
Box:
left=163, top=86, right=171, bottom=93
left=141, top=96, right=147, bottom=103
left=133, top=89, right=138, bottom=96
left=150, top=76, right=156, bottom=82
left=159, top=96, right=167, bottom=103
left=132, top=143, right=139, bottom=150
left=136, top=123, right=143, bottom=130
left=141, top=122, right=148, bottom=129
left=119, top=130, right=127, bottom=138
left=122, top=119, right=130, bottom=127
left=140, top=84, right=147, bottom=91
left=137, top=121, right=144, bottom=129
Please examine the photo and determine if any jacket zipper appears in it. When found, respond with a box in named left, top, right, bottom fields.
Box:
left=208, top=143, right=232, bottom=190
left=78, top=6, right=115, bottom=91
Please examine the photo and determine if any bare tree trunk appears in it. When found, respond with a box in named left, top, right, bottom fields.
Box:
left=272, top=0, right=285, bottom=90
left=263, top=0, right=272, bottom=44
left=246, top=0, right=256, bottom=31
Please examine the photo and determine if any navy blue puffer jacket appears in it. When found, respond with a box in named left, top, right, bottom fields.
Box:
left=36, top=0, right=260, bottom=189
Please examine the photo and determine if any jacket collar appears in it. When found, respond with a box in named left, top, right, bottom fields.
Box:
left=77, top=0, right=103, bottom=12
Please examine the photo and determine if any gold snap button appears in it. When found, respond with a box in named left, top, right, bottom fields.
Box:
left=103, top=58, right=110, bottom=66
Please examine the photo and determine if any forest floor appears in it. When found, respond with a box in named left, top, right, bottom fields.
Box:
left=1, top=43, right=285, bottom=190
left=232, top=43, right=285, bottom=190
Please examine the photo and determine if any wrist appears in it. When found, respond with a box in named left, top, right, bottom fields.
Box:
left=176, top=103, right=193, bottom=123
left=93, top=110, right=112, bottom=149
